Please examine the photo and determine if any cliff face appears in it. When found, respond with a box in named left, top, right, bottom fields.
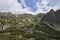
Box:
left=42, top=9, right=60, bottom=24
left=42, top=9, right=55, bottom=23
left=42, top=9, right=60, bottom=31
left=55, top=10, right=60, bottom=24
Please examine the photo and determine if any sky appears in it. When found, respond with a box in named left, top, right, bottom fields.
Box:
left=0, top=0, right=60, bottom=15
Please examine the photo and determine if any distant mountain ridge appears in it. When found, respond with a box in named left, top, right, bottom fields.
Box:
left=42, top=9, right=60, bottom=24
left=42, top=9, right=60, bottom=31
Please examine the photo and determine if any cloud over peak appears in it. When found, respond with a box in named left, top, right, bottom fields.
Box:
left=0, top=0, right=60, bottom=15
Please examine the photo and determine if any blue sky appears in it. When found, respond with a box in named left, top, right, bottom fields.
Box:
left=0, top=0, right=60, bottom=14
left=25, top=0, right=41, bottom=12
left=17, top=0, right=55, bottom=12
left=17, top=0, right=41, bottom=12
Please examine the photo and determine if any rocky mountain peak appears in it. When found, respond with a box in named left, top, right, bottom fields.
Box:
left=42, top=9, right=60, bottom=29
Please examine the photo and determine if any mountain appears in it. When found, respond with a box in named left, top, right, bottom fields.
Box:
left=0, top=10, right=60, bottom=40
left=42, top=9, right=60, bottom=31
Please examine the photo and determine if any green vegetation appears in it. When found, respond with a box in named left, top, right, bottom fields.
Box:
left=0, top=12, right=60, bottom=40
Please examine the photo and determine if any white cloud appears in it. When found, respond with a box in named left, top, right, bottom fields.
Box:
left=49, top=0, right=60, bottom=10
left=0, top=0, right=34, bottom=14
left=0, top=0, right=60, bottom=15
left=35, top=0, right=60, bottom=14
left=0, top=0, right=22, bottom=12
left=36, top=0, right=51, bottom=13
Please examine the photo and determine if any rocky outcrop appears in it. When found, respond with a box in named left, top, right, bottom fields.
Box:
left=42, top=9, right=60, bottom=31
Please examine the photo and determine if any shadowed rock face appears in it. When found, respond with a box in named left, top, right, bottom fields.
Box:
left=41, top=9, right=60, bottom=31
left=42, top=9, right=60, bottom=25
left=55, top=10, right=60, bottom=24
